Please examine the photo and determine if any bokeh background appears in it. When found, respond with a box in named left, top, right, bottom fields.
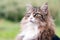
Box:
left=0, top=0, right=60, bottom=40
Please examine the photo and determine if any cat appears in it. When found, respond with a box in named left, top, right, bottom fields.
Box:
left=16, top=3, right=60, bottom=40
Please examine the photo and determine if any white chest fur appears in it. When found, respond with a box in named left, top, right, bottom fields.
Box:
left=20, top=22, right=39, bottom=40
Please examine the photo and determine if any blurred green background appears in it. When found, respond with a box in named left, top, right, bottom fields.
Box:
left=0, top=0, right=60, bottom=40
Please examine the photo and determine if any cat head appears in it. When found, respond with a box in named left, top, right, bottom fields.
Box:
left=23, top=3, right=49, bottom=25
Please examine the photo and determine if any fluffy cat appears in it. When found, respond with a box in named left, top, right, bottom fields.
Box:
left=16, top=3, right=60, bottom=40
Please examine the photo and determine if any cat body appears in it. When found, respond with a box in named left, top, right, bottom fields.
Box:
left=16, top=3, right=60, bottom=40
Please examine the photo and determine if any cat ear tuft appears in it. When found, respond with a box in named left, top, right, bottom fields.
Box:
left=41, top=2, right=48, bottom=12
left=26, top=4, right=33, bottom=12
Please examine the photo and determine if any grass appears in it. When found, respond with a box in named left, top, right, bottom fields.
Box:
left=0, top=19, right=60, bottom=40
left=55, top=26, right=60, bottom=37
left=0, top=19, right=20, bottom=40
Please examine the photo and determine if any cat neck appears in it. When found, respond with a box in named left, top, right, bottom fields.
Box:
left=23, top=22, right=39, bottom=30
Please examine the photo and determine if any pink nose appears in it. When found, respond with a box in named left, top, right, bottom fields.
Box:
left=30, top=18, right=33, bottom=19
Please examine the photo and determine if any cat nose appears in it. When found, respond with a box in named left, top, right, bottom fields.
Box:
left=30, top=18, right=33, bottom=19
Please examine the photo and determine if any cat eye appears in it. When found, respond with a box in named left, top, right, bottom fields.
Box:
left=34, top=13, right=41, bottom=17
left=25, top=13, right=31, bottom=17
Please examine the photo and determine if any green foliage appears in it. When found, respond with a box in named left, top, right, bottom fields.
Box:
left=0, top=0, right=26, bottom=22
left=48, top=0, right=60, bottom=26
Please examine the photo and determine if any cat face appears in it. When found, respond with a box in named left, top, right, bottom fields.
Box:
left=24, top=3, right=48, bottom=26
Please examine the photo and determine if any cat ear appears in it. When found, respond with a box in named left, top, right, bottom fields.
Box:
left=41, top=2, right=48, bottom=12
left=26, top=4, right=33, bottom=13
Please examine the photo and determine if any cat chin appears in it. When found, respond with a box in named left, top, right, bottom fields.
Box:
left=30, top=20, right=35, bottom=23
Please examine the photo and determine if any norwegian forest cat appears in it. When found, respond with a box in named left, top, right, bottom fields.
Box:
left=16, top=3, right=60, bottom=40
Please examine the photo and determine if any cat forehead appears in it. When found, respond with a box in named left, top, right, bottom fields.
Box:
left=32, top=7, right=42, bottom=14
left=26, top=7, right=43, bottom=14
left=33, top=7, right=41, bottom=12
